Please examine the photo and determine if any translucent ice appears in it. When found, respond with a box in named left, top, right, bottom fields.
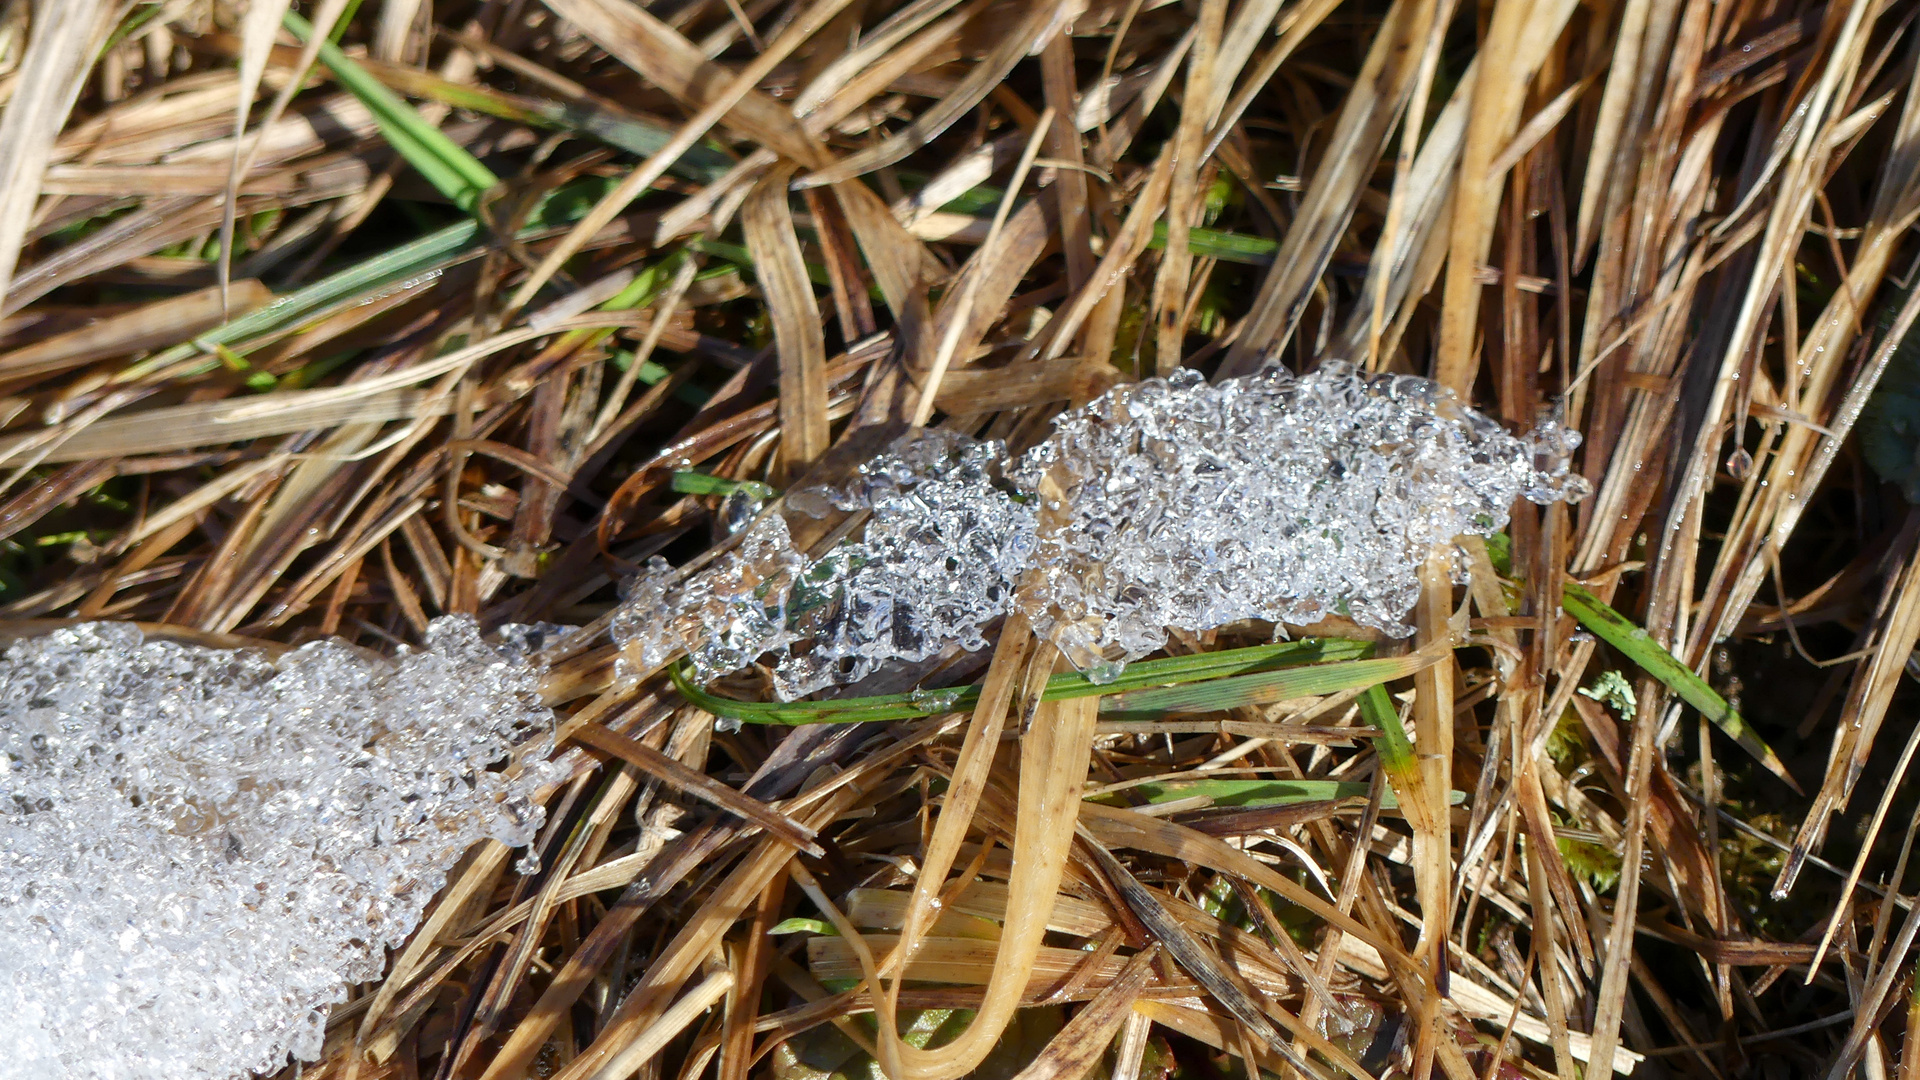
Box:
left=615, top=361, right=1590, bottom=697
left=1009, top=362, right=1592, bottom=670
left=613, top=512, right=809, bottom=689
left=0, top=617, right=565, bottom=1080
left=616, top=429, right=1036, bottom=699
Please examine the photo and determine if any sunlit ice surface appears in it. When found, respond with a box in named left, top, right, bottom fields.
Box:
left=618, top=361, right=1591, bottom=699
left=0, top=617, right=564, bottom=1079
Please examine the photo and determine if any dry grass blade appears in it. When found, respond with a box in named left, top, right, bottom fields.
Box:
left=504, top=0, right=857, bottom=320
left=1217, top=0, right=1439, bottom=377
left=792, top=0, right=1064, bottom=189
left=1431, top=0, right=1576, bottom=392
left=596, top=968, right=737, bottom=1080
left=1572, top=0, right=1650, bottom=262
left=1146, top=0, right=1221, bottom=376
left=1080, top=834, right=1343, bottom=1080
left=877, top=646, right=1101, bottom=1080
left=540, top=0, right=821, bottom=165
left=745, top=162, right=828, bottom=478
left=1007, top=945, right=1160, bottom=1080
left=218, top=0, right=297, bottom=307
left=0, top=0, right=116, bottom=306
left=0, top=280, right=271, bottom=388
left=1405, top=552, right=1455, bottom=1077
left=913, top=106, right=1052, bottom=426
left=0, top=388, right=440, bottom=464
left=568, top=722, right=824, bottom=856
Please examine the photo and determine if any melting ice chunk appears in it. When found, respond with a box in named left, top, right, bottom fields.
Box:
left=616, top=429, right=1036, bottom=700
left=0, top=617, right=565, bottom=1080
left=615, top=361, right=1590, bottom=698
left=1008, top=362, right=1591, bottom=672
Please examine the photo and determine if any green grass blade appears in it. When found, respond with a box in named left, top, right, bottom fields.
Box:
left=99, top=3, right=167, bottom=59
left=769, top=917, right=837, bottom=936
left=357, top=63, right=734, bottom=183
left=1075, top=638, right=1374, bottom=693
left=1561, top=582, right=1798, bottom=790
left=356, top=62, right=734, bottom=182
left=1099, top=652, right=1424, bottom=720
left=1146, top=220, right=1279, bottom=265
left=672, top=638, right=1375, bottom=725
left=283, top=11, right=499, bottom=212
left=329, top=0, right=368, bottom=43
left=670, top=663, right=977, bottom=725
left=1100, top=778, right=1468, bottom=810
left=687, top=238, right=840, bottom=289
left=1357, top=684, right=1418, bottom=773
left=548, top=249, right=683, bottom=357
left=923, top=180, right=1278, bottom=266
left=123, top=219, right=483, bottom=382
left=550, top=101, right=734, bottom=180
left=118, top=179, right=617, bottom=385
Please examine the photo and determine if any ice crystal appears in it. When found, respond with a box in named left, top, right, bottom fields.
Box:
left=616, top=429, right=1035, bottom=699
left=1009, top=362, right=1592, bottom=671
left=613, top=514, right=808, bottom=688
left=615, top=361, right=1590, bottom=698
left=0, top=617, right=564, bottom=1080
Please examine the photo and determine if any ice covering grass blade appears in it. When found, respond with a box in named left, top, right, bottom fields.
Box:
left=0, top=618, right=562, bottom=1078
left=625, top=364, right=1588, bottom=699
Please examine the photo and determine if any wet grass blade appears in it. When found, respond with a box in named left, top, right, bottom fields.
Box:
left=1562, top=582, right=1798, bottom=789
left=671, top=638, right=1376, bottom=725
left=283, top=10, right=499, bottom=212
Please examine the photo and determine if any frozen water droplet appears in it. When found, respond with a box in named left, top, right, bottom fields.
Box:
left=908, top=687, right=965, bottom=713
left=787, top=485, right=836, bottom=518
left=720, top=488, right=768, bottom=534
